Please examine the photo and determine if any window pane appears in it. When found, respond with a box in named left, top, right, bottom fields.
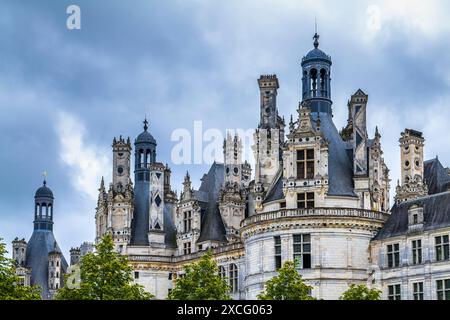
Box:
left=307, top=193, right=315, bottom=200
left=297, top=162, right=305, bottom=179
left=303, top=234, right=311, bottom=242
left=297, top=193, right=305, bottom=201
left=306, top=162, right=314, bottom=179
left=436, top=237, right=441, bottom=245
left=303, top=254, right=311, bottom=269
left=293, top=235, right=302, bottom=243
left=293, top=244, right=302, bottom=253
left=306, top=149, right=314, bottom=160
left=297, top=150, right=305, bottom=161
left=437, top=280, right=443, bottom=290
left=303, top=244, right=311, bottom=252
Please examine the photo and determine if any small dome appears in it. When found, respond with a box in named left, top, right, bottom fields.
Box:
left=304, top=48, right=330, bottom=61
left=135, top=118, right=157, bottom=145
left=136, top=130, right=156, bottom=145
left=35, top=181, right=53, bottom=199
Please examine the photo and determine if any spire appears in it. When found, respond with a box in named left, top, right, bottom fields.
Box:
left=143, top=117, right=148, bottom=131
left=43, top=170, right=48, bottom=186
left=313, top=18, right=320, bottom=48
left=99, top=176, right=105, bottom=191
left=375, top=126, right=381, bottom=138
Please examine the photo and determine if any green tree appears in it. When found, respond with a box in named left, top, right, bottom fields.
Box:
left=0, top=238, right=41, bottom=300
left=339, top=284, right=381, bottom=300
left=168, top=250, right=231, bottom=300
left=56, top=234, right=153, bottom=300
left=258, top=260, right=315, bottom=300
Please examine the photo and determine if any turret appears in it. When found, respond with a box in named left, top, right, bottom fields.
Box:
left=395, top=129, right=428, bottom=203
left=301, top=32, right=332, bottom=114
left=47, top=246, right=62, bottom=298
left=69, top=247, right=81, bottom=266
left=131, top=118, right=157, bottom=245
left=12, top=238, right=27, bottom=267
left=112, top=135, right=132, bottom=193
left=34, top=179, right=54, bottom=231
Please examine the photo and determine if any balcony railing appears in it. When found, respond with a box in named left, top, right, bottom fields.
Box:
left=241, top=207, right=389, bottom=228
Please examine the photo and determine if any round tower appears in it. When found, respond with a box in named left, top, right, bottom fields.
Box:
left=131, top=118, right=157, bottom=245
left=34, top=179, right=54, bottom=231
left=48, top=249, right=62, bottom=295
left=69, top=247, right=81, bottom=266
left=301, top=32, right=332, bottom=114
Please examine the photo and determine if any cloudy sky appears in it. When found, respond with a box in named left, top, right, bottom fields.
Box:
left=1, top=0, right=450, bottom=256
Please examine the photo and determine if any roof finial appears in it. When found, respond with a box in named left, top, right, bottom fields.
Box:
left=313, top=18, right=320, bottom=49
left=143, top=117, right=148, bottom=131
left=43, top=170, right=48, bottom=186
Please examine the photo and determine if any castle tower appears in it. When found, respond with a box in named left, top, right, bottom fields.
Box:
left=348, top=90, right=369, bottom=175
left=253, top=75, right=285, bottom=208
left=395, top=129, right=428, bottom=203
left=69, top=247, right=81, bottom=266
left=23, top=178, right=68, bottom=299
left=301, top=32, right=332, bottom=114
left=224, top=133, right=252, bottom=187
left=131, top=118, right=157, bottom=245
left=112, top=136, right=132, bottom=193
left=12, top=238, right=27, bottom=268
left=220, top=133, right=250, bottom=242
left=47, top=248, right=62, bottom=298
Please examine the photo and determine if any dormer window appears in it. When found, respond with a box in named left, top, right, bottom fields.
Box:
left=408, top=205, right=424, bottom=233
left=297, top=149, right=315, bottom=179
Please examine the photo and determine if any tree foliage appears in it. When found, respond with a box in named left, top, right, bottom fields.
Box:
left=339, top=284, right=381, bottom=300
left=55, top=234, right=153, bottom=300
left=0, top=238, right=41, bottom=300
left=258, top=261, right=315, bottom=300
left=168, top=250, right=231, bottom=300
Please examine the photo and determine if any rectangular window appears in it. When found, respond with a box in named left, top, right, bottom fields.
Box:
left=413, top=214, right=418, bottom=224
left=134, top=271, right=139, bottom=279
left=296, top=149, right=315, bottom=179
left=274, top=236, right=282, bottom=270
left=387, top=243, right=400, bottom=268
left=280, top=201, right=286, bottom=209
left=388, top=284, right=401, bottom=300
left=293, top=234, right=311, bottom=269
left=183, top=211, right=192, bottom=233
left=412, top=240, right=422, bottom=265
left=183, top=242, right=191, bottom=255
left=413, top=282, right=423, bottom=300
left=297, top=192, right=315, bottom=209
left=435, top=235, right=450, bottom=261
left=437, top=279, right=450, bottom=300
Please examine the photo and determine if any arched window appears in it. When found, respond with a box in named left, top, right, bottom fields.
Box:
left=218, top=266, right=226, bottom=280
left=320, top=69, right=327, bottom=96
left=139, top=150, right=144, bottom=168
left=48, top=204, right=52, bottom=219
left=310, top=68, right=318, bottom=96
left=229, top=264, right=238, bottom=293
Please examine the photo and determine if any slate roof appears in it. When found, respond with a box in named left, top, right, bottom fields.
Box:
left=263, top=174, right=284, bottom=204
left=196, top=162, right=227, bottom=244
left=424, top=158, right=450, bottom=195
left=26, top=230, right=68, bottom=299
left=163, top=202, right=177, bottom=247
left=374, top=158, right=450, bottom=241
left=311, top=112, right=357, bottom=197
